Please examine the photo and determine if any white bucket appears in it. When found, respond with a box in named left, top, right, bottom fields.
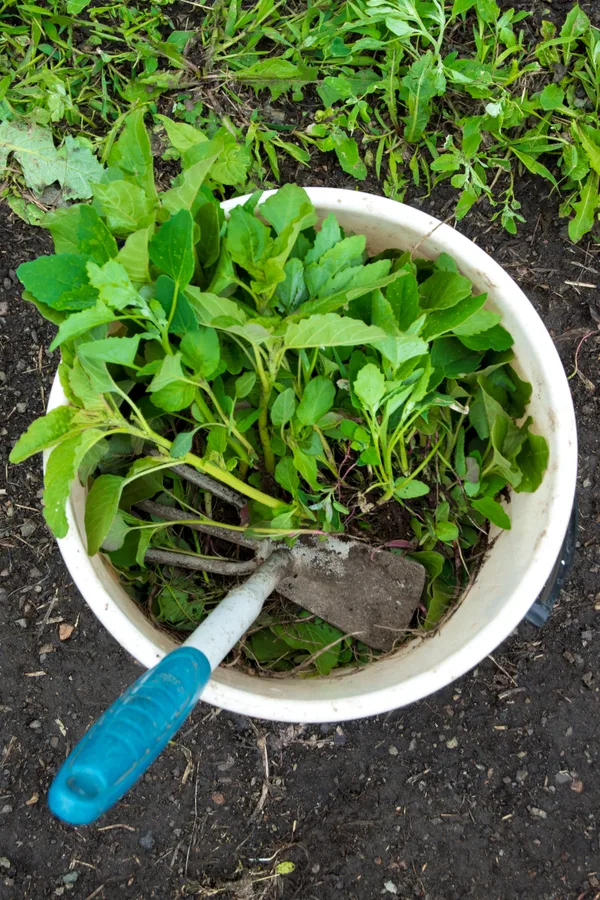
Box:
left=46, top=189, right=577, bottom=723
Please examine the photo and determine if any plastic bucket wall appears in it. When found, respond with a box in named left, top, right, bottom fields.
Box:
left=46, top=189, right=577, bottom=723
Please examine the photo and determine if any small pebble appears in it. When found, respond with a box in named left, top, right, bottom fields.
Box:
left=446, top=737, right=458, bottom=749
left=570, top=779, right=583, bottom=793
left=0, top=858, right=10, bottom=870
left=384, top=881, right=398, bottom=895
left=388, top=745, right=399, bottom=756
left=555, top=771, right=572, bottom=785
left=61, top=872, right=78, bottom=885
left=529, top=806, right=548, bottom=819
left=139, top=831, right=154, bottom=850
left=516, top=770, right=528, bottom=784
left=211, top=792, right=225, bottom=805
left=29, top=720, right=42, bottom=730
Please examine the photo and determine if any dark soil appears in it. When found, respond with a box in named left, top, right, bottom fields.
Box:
left=2, top=5, right=600, bottom=889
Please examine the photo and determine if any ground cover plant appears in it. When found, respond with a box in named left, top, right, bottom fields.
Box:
left=9, top=112, right=549, bottom=675
left=0, top=2, right=599, bottom=242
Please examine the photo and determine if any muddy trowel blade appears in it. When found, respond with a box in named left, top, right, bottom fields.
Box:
left=277, top=536, right=426, bottom=652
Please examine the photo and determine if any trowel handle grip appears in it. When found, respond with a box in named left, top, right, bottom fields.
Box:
left=48, top=647, right=211, bottom=826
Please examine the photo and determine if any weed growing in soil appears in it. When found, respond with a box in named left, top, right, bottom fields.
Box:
left=10, top=112, right=548, bottom=674
left=1, top=2, right=600, bottom=240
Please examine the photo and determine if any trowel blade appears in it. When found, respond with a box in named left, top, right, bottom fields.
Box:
left=277, top=536, right=426, bottom=652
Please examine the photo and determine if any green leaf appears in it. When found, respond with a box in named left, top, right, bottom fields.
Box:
left=249, top=629, right=294, bottom=663
left=10, top=406, right=77, bottom=463
left=331, top=133, right=367, bottom=180
left=275, top=258, right=307, bottom=311
left=185, top=286, right=246, bottom=326
left=43, top=429, right=106, bottom=537
left=435, top=520, right=459, bottom=543
left=568, top=171, right=599, bottom=243
left=92, top=181, right=155, bottom=236
left=86, top=259, right=140, bottom=310
left=43, top=206, right=83, bottom=255
left=430, top=337, right=482, bottom=376
left=169, top=431, right=196, bottom=458
left=100, top=510, right=129, bottom=552
left=402, top=52, right=446, bottom=143
left=353, top=364, right=386, bottom=413
left=180, top=327, right=220, bottom=378
left=152, top=381, right=196, bottom=412
left=0, top=123, right=102, bottom=198
left=274, top=456, right=300, bottom=494
left=157, top=115, right=207, bottom=153
left=387, top=267, right=420, bottom=330
left=84, top=474, right=126, bottom=556
left=195, top=202, right=221, bottom=268
left=270, top=388, right=296, bottom=427
left=17, top=254, right=97, bottom=311
left=77, top=206, right=118, bottom=264
left=395, top=479, right=430, bottom=499
left=78, top=335, right=142, bottom=367
left=515, top=432, right=549, bottom=493
left=470, top=496, right=511, bottom=529
left=260, top=184, right=317, bottom=235
left=285, top=314, right=386, bottom=349
left=420, top=271, right=473, bottom=310
left=422, top=293, right=487, bottom=340
left=561, top=3, right=590, bottom=65
left=459, top=325, right=513, bottom=351
left=572, top=123, right=600, bottom=177
left=155, top=274, right=197, bottom=336
left=111, top=109, right=155, bottom=199
left=149, top=352, right=187, bottom=392
left=296, top=377, right=335, bottom=426
left=49, top=301, right=115, bottom=350
left=225, top=205, right=271, bottom=275
left=452, top=308, right=501, bottom=336
left=116, top=227, right=151, bottom=283
left=149, top=209, right=195, bottom=288
left=292, top=447, right=321, bottom=491
left=539, top=83, right=565, bottom=111
left=235, top=371, right=256, bottom=398
left=512, top=149, right=558, bottom=188
left=234, top=58, right=317, bottom=101
left=162, top=151, right=221, bottom=215
left=271, top=617, right=344, bottom=675
left=305, top=214, right=342, bottom=265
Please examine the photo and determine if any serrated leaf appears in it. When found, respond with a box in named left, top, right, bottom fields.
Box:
left=10, top=406, right=77, bottom=463
left=49, top=300, right=116, bottom=350
left=234, top=59, right=317, bottom=100
left=272, top=617, right=343, bottom=675
left=515, top=432, right=549, bottom=493
left=420, top=271, right=473, bottom=310
left=86, top=259, right=140, bottom=310
left=78, top=334, right=142, bottom=367
left=568, top=171, right=599, bottom=242
left=422, top=293, right=487, bottom=340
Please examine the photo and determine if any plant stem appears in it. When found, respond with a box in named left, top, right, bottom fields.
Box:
left=253, top=347, right=275, bottom=474
left=184, top=451, right=281, bottom=509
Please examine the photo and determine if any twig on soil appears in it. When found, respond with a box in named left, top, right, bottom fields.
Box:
left=488, top=654, right=518, bottom=686
left=249, top=735, right=270, bottom=823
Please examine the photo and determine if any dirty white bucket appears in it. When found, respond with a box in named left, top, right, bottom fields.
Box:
left=46, top=188, right=577, bottom=723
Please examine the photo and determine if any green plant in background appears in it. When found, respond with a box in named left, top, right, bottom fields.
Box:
left=1, top=1, right=599, bottom=240
left=9, top=112, right=549, bottom=674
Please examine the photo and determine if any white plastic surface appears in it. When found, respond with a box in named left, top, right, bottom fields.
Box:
left=46, top=189, right=577, bottom=723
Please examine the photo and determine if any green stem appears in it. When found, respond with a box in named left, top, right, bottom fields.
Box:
left=253, top=348, right=275, bottom=474
left=184, top=451, right=281, bottom=509
left=196, top=383, right=254, bottom=459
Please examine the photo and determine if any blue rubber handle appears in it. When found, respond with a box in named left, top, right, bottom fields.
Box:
left=48, top=646, right=211, bottom=826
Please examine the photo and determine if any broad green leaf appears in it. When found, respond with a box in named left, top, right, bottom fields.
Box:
left=304, top=235, right=365, bottom=296
left=515, top=432, right=549, bottom=493
left=155, top=274, right=197, bottom=336
left=49, top=301, right=115, bottom=350
left=0, top=123, right=102, bottom=198
left=180, top=327, right=220, bottom=378
left=100, top=510, right=129, bottom=552
left=260, top=184, right=317, bottom=235
left=149, top=209, right=195, bottom=288
left=331, top=133, right=367, bottom=180
left=151, top=381, right=195, bottom=412
left=512, top=149, right=557, bottom=188
left=569, top=171, right=599, bottom=243
left=116, top=227, right=151, bottom=283
left=274, top=258, right=307, bottom=311
left=157, top=115, right=207, bottom=152
left=78, top=334, right=142, bottom=367
left=572, top=123, right=600, bottom=177
left=169, top=431, right=196, bottom=458
left=387, top=266, right=420, bottom=330
left=422, top=293, right=487, bottom=340
left=271, top=388, right=297, bottom=426
left=43, top=206, right=83, bottom=254
left=78, top=355, right=119, bottom=396
left=195, top=202, right=221, bottom=268
left=76, top=205, right=117, bottom=264
left=561, top=3, right=590, bottom=65
left=296, top=377, right=335, bottom=426
left=10, top=406, right=77, bottom=463
left=186, top=286, right=246, bottom=326
left=375, top=332, right=428, bottom=368
left=292, top=447, right=321, bottom=491
left=85, top=474, right=126, bottom=555
left=285, top=314, right=387, bottom=349
left=110, top=109, right=155, bottom=200
left=470, top=496, right=511, bottom=529
left=453, top=308, right=501, bottom=336
left=459, top=325, right=513, bottom=351
left=402, top=52, right=446, bottom=143
left=354, top=363, right=385, bottom=412
left=424, top=570, right=455, bottom=628
left=17, top=254, right=97, bottom=311
left=275, top=456, right=300, bottom=494
left=539, top=83, right=565, bottom=111
left=235, top=371, right=256, bottom=398
left=93, top=181, right=155, bottom=236
left=225, top=205, right=271, bottom=276
left=420, top=271, right=473, bottom=310
left=43, top=429, right=106, bottom=537
left=305, top=214, right=342, bottom=265
left=318, top=259, right=391, bottom=300
left=430, top=337, right=482, bottom=376
left=86, top=260, right=140, bottom=310
left=435, top=520, right=459, bottom=543
left=161, top=151, right=221, bottom=214
left=249, top=629, right=294, bottom=663
left=184, top=128, right=250, bottom=185
left=395, top=479, right=430, bottom=499
left=149, top=352, right=187, bottom=392
left=272, top=617, right=344, bottom=675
